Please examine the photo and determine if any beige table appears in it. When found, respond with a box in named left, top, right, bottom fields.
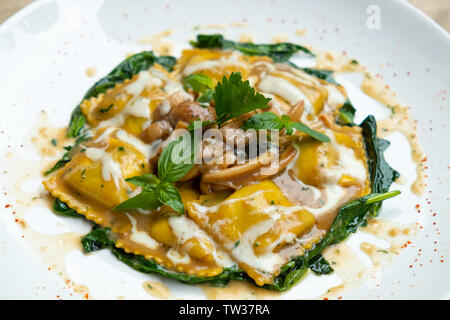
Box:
left=0, top=0, right=449, bottom=32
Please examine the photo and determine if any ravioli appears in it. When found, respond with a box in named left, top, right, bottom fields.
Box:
left=41, top=38, right=395, bottom=290
left=43, top=128, right=230, bottom=276
left=186, top=181, right=322, bottom=286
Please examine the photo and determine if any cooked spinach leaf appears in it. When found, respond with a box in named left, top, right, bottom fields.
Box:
left=81, top=227, right=114, bottom=253
left=112, top=247, right=247, bottom=286
left=191, top=34, right=315, bottom=62
left=267, top=190, right=400, bottom=291
left=360, top=115, right=400, bottom=216
left=52, top=198, right=83, bottom=218
left=81, top=226, right=247, bottom=286
left=44, top=134, right=89, bottom=175
left=309, top=255, right=334, bottom=275
left=300, top=67, right=338, bottom=85
left=68, top=51, right=176, bottom=138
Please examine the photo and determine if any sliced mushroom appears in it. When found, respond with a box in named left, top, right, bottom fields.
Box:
left=153, top=91, right=193, bottom=121
left=287, top=101, right=305, bottom=123
left=202, top=145, right=297, bottom=185
left=140, top=120, right=173, bottom=143
left=168, top=101, right=215, bottom=127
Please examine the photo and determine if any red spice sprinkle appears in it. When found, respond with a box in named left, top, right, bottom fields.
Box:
left=409, top=265, right=413, bottom=268
left=4, top=204, right=10, bottom=208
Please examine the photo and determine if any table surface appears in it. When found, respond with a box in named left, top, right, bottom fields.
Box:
left=0, top=0, right=449, bottom=33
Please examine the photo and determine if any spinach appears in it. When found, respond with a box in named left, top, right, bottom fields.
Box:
left=68, top=51, right=176, bottom=138
left=189, top=35, right=344, bottom=86
left=81, top=226, right=247, bottom=286
left=267, top=190, right=400, bottom=291
left=52, top=198, right=83, bottom=218
left=44, top=134, right=89, bottom=175
left=337, top=99, right=356, bottom=126
left=112, top=247, right=247, bottom=286
left=78, top=190, right=398, bottom=290
left=81, top=227, right=114, bottom=253
left=190, top=34, right=315, bottom=62
left=360, top=115, right=400, bottom=216
left=309, top=255, right=334, bottom=275
left=300, top=67, right=338, bottom=85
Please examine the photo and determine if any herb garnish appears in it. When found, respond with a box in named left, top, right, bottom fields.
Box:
left=243, top=111, right=330, bottom=142
left=336, top=99, right=356, bottom=126
left=115, top=133, right=195, bottom=214
left=214, top=72, right=271, bottom=126
left=182, top=73, right=215, bottom=107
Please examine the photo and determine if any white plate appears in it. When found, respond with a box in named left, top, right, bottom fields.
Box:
left=0, top=0, right=449, bottom=300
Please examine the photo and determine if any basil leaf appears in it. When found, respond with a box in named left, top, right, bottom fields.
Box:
left=125, top=174, right=160, bottom=190
left=158, top=134, right=195, bottom=183
left=213, top=72, right=271, bottom=126
left=243, top=112, right=286, bottom=130
left=290, top=122, right=330, bottom=142
left=157, top=182, right=184, bottom=215
left=183, top=74, right=214, bottom=94
left=114, top=190, right=162, bottom=211
left=243, top=112, right=330, bottom=142
left=191, top=34, right=315, bottom=62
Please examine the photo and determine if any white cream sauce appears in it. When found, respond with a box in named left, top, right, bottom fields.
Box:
left=125, top=213, right=159, bottom=249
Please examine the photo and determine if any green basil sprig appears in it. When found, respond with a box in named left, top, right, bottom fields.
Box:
left=243, top=111, right=330, bottom=142
left=115, top=134, right=195, bottom=214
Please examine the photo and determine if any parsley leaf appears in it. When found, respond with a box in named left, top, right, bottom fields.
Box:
left=243, top=112, right=330, bottom=142
left=115, top=134, right=195, bottom=214
left=214, top=72, right=271, bottom=126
